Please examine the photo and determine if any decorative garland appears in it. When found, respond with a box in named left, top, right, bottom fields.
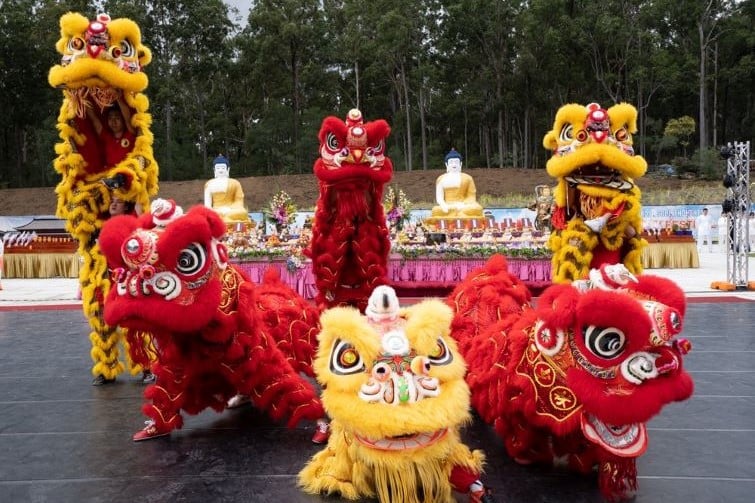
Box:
left=393, top=243, right=551, bottom=261
left=229, top=243, right=550, bottom=265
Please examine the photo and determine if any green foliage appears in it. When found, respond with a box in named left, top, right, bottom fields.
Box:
left=664, top=116, right=696, bottom=144
left=392, top=243, right=551, bottom=261
left=0, top=0, right=754, bottom=189
left=691, top=147, right=726, bottom=180
left=671, top=156, right=697, bottom=175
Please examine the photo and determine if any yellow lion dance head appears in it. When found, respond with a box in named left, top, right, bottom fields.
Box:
left=49, top=12, right=151, bottom=93
left=543, top=102, right=647, bottom=283
left=49, top=12, right=157, bottom=224
left=299, top=286, right=485, bottom=503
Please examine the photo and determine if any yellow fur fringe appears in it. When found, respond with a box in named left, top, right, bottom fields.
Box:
left=49, top=12, right=158, bottom=378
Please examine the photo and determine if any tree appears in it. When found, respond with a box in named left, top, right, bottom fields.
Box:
left=241, top=0, right=329, bottom=173
left=664, top=115, right=696, bottom=157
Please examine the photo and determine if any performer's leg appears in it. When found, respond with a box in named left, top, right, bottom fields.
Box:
left=449, top=465, right=495, bottom=503
left=134, top=363, right=185, bottom=441
left=241, top=338, right=324, bottom=428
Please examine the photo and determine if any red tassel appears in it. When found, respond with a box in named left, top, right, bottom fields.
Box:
left=125, top=329, right=153, bottom=368
left=599, top=458, right=638, bottom=502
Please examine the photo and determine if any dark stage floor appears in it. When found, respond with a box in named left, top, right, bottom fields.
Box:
left=1, top=303, right=754, bottom=503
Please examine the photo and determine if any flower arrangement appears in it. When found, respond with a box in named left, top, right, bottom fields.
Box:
left=286, top=245, right=307, bottom=272
left=384, top=185, right=412, bottom=230
left=264, top=190, right=297, bottom=230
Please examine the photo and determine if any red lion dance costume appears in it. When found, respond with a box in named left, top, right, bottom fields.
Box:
left=307, top=109, right=393, bottom=311
left=99, top=200, right=324, bottom=441
left=449, top=255, right=694, bottom=501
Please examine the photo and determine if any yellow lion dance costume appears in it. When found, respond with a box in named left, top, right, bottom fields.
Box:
left=48, top=12, right=158, bottom=382
left=299, top=286, right=493, bottom=503
left=544, top=103, right=647, bottom=283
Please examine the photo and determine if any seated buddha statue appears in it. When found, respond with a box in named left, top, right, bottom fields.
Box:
left=430, top=149, right=484, bottom=221
left=203, top=155, right=252, bottom=227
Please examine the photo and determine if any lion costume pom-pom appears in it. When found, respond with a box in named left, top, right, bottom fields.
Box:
left=100, top=200, right=324, bottom=441
left=299, top=286, right=490, bottom=503
left=543, top=102, right=648, bottom=283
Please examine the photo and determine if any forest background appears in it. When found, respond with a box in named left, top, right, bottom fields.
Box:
left=0, top=0, right=753, bottom=203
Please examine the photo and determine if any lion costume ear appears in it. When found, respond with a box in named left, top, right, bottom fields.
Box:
left=56, top=12, right=89, bottom=54
left=138, top=46, right=152, bottom=66
left=624, top=275, right=687, bottom=317
left=535, top=283, right=580, bottom=328
left=185, top=205, right=228, bottom=239
left=542, top=131, right=558, bottom=151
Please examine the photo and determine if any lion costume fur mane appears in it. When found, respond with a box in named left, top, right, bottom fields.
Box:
left=100, top=202, right=324, bottom=439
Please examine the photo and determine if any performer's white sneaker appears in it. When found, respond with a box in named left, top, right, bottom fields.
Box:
left=226, top=394, right=251, bottom=409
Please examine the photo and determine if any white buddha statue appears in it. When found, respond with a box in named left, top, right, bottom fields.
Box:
left=430, top=149, right=484, bottom=220
left=203, top=155, right=252, bottom=226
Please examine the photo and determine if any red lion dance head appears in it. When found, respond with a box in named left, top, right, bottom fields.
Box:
left=308, top=109, right=393, bottom=311
left=100, top=200, right=324, bottom=441
left=450, top=256, right=694, bottom=501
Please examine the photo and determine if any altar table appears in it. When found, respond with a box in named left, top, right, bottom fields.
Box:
left=232, top=256, right=552, bottom=300
left=641, top=242, right=699, bottom=269
left=2, top=253, right=80, bottom=279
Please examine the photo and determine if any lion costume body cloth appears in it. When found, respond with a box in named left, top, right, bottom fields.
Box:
left=48, top=12, right=159, bottom=379
left=544, top=103, right=648, bottom=283
left=299, top=291, right=485, bottom=503
left=449, top=255, right=694, bottom=501
left=306, top=109, right=393, bottom=311
left=99, top=202, right=324, bottom=440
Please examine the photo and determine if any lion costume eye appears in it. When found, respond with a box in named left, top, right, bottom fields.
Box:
left=176, top=242, right=206, bottom=276
left=559, top=124, right=574, bottom=142
left=330, top=339, right=365, bottom=375
left=119, top=39, right=136, bottom=58
left=325, top=132, right=341, bottom=153
left=615, top=127, right=630, bottom=142
left=583, top=326, right=626, bottom=359
left=68, top=37, right=85, bottom=52
left=428, top=338, right=453, bottom=366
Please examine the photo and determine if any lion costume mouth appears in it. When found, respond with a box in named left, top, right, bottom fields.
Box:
left=581, top=414, right=647, bottom=458
left=354, top=428, right=449, bottom=451
left=564, top=164, right=634, bottom=191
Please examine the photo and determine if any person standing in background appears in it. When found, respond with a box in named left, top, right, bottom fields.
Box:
left=695, top=207, right=713, bottom=253
left=717, top=212, right=729, bottom=253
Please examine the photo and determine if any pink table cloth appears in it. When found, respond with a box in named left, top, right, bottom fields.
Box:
left=231, top=256, right=552, bottom=300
